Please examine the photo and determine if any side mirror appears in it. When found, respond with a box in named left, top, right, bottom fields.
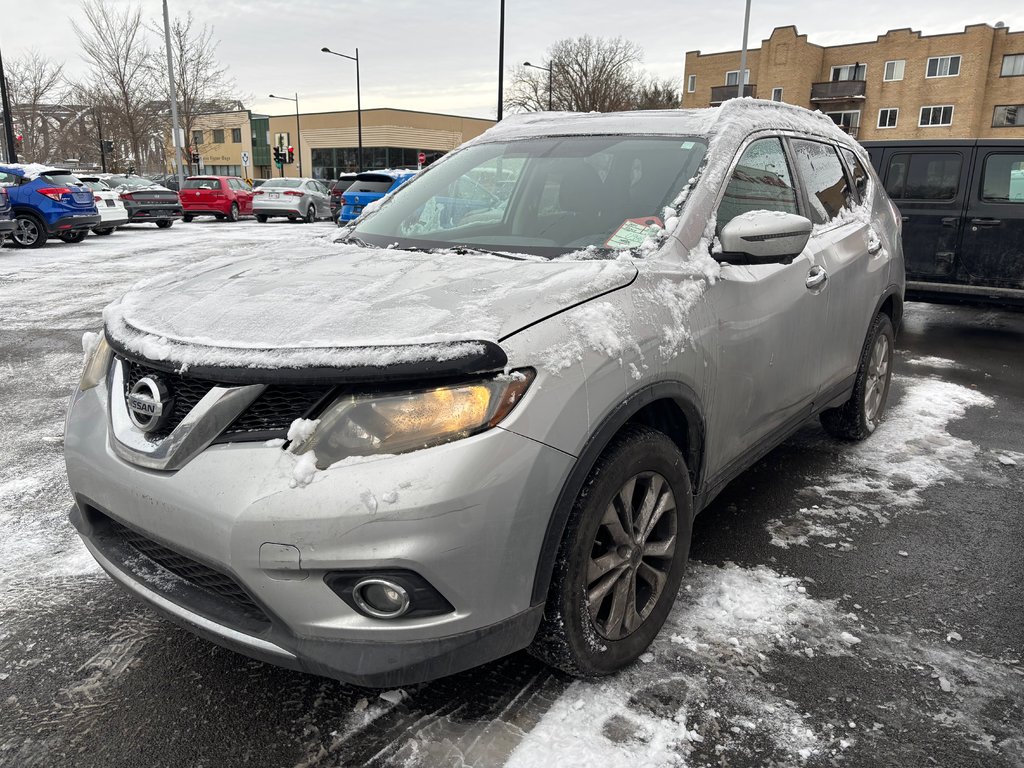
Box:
left=718, top=210, right=812, bottom=264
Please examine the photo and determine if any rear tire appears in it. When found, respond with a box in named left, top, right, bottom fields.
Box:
left=529, top=425, right=693, bottom=677
left=59, top=231, right=88, bottom=244
left=820, top=312, right=895, bottom=441
left=182, top=214, right=194, bottom=223
left=11, top=214, right=48, bottom=248
left=156, top=220, right=173, bottom=229
left=256, top=214, right=268, bottom=223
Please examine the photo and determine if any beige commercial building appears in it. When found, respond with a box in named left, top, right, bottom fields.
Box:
left=683, top=23, right=1024, bottom=141
left=171, top=107, right=494, bottom=180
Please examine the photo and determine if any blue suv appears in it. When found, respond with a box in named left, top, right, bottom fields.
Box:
left=0, top=164, right=100, bottom=248
left=337, top=170, right=417, bottom=224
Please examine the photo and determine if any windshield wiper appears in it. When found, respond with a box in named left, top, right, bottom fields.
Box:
left=340, top=233, right=376, bottom=248
left=448, top=246, right=528, bottom=261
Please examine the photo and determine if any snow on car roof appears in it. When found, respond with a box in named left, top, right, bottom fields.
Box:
left=0, top=163, right=71, bottom=180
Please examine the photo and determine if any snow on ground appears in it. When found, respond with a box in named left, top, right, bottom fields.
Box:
left=765, top=375, right=994, bottom=550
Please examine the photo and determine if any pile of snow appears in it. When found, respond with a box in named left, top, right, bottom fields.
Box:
left=0, top=162, right=69, bottom=180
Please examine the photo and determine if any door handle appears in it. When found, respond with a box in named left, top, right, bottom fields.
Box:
left=900, top=215, right=910, bottom=222
left=806, top=265, right=828, bottom=290
left=868, top=240, right=883, bottom=255
left=969, top=218, right=1002, bottom=226
left=940, top=217, right=958, bottom=227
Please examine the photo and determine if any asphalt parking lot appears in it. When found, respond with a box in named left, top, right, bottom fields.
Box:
left=1, top=222, right=1021, bottom=768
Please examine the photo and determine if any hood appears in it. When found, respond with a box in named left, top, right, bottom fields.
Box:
left=104, top=242, right=637, bottom=372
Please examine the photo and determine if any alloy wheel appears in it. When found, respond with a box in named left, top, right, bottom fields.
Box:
left=586, top=472, right=677, bottom=640
left=14, top=218, right=39, bottom=246
left=863, top=333, right=890, bottom=424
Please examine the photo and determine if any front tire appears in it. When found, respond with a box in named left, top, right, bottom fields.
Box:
left=529, top=425, right=693, bottom=677
left=156, top=220, right=173, bottom=229
left=820, top=312, right=895, bottom=440
left=93, top=228, right=114, bottom=236
left=11, top=214, right=47, bottom=248
left=227, top=203, right=239, bottom=222
left=256, top=214, right=268, bottom=223
left=305, top=205, right=315, bottom=223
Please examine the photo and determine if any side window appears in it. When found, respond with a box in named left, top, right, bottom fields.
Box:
left=841, top=148, right=870, bottom=201
left=716, top=137, right=799, bottom=234
left=884, top=153, right=961, bottom=201
left=981, top=154, right=1024, bottom=203
left=791, top=139, right=854, bottom=225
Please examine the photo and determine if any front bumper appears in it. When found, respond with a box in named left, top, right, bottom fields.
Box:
left=64, top=378, right=572, bottom=685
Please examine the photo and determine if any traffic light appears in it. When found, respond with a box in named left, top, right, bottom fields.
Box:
left=191, top=152, right=200, bottom=164
left=287, top=146, right=294, bottom=164
left=273, top=146, right=283, bottom=165
left=101, top=139, right=113, bottom=153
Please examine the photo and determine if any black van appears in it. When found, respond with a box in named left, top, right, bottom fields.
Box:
left=862, top=140, right=1024, bottom=307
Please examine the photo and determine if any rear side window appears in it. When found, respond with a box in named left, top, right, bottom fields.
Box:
left=841, top=148, right=870, bottom=201
left=884, top=153, right=961, bottom=201
left=981, top=154, right=1024, bottom=203
left=0, top=171, right=23, bottom=186
left=716, top=137, right=799, bottom=234
left=791, top=140, right=855, bottom=224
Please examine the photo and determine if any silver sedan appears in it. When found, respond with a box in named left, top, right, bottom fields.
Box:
left=252, top=177, right=332, bottom=223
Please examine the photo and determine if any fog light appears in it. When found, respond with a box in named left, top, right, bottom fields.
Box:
left=352, top=578, right=411, bottom=619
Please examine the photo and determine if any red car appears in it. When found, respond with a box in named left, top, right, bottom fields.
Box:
left=180, top=176, right=254, bottom=222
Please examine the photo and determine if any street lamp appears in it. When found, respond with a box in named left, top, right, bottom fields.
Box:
left=321, top=47, right=363, bottom=173
left=523, top=61, right=553, bottom=111
left=269, top=93, right=302, bottom=176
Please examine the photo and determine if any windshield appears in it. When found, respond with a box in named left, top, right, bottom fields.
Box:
left=106, top=175, right=158, bottom=189
left=262, top=178, right=303, bottom=188
left=347, top=175, right=396, bottom=194
left=183, top=178, right=222, bottom=190
left=81, top=180, right=110, bottom=191
left=352, top=135, right=707, bottom=257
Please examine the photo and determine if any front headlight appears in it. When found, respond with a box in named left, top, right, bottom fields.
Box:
left=293, top=370, right=534, bottom=468
left=79, top=332, right=113, bottom=391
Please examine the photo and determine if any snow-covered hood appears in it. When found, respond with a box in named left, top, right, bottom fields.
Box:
left=103, top=243, right=637, bottom=371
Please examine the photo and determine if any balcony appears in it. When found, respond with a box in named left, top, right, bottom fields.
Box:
left=710, top=84, right=756, bottom=105
left=810, top=80, right=867, bottom=103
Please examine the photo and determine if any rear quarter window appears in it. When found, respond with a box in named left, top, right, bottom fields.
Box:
left=980, top=154, right=1024, bottom=202
left=884, top=153, right=962, bottom=201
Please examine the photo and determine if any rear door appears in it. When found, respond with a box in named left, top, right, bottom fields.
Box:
left=959, top=147, right=1024, bottom=287
left=229, top=178, right=253, bottom=214
left=879, top=147, right=969, bottom=281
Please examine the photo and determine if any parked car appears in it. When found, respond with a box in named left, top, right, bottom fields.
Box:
left=328, top=174, right=358, bottom=217
left=337, top=170, right=417, bottom=224
left=0, top=186, right=16, bottom=244
left=0, top=164, right=100, bottom=247
left=862, top=139, right=1024, bottom=307
left=252, top=177, right=332, bottom=222
left=65, top=100, right=903, bottom=687
left=101, top=174, right=183, bottom=228
left=180, top=176, right=254, bottom=222
left=76, top=175, right=129, bottom=236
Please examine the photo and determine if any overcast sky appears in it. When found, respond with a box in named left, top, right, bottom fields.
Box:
left=4, top=0, right=1022, bottom=120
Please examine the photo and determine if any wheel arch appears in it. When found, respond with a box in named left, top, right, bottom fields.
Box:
left=874, top=285, right=904, bottom=332
left=530, top=380, right=706, bottom=606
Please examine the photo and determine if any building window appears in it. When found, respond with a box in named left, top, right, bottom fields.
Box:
left=919, top=105, right=954, bottom=127
left=877, top=108, right=899, bottom=128
left=1002, top=54, right=1024, bottom=77
left=687, top=74, right=696, bottom=93
left=825, top=110, right=861, bottom=135
left=724, top=69, right=750, bottom=86
left=231, top=128, right=242, bottom=143
left=993, top=105, right=1022, bottom=127
left=192, top=130, right=203, bottom=146
left=212, top=129, right=225, bottom=144
left=883, top=60, right=905, bottom=81
left=771, top=87, right=783, bottom=102
left=831, top=63, right=866, bottom=81
left=926, top=55, right=961, bottom=78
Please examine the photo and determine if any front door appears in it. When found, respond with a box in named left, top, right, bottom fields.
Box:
left=959, top=148, right=1024, bottom=287
left=704, top=136, right=830, bottom=477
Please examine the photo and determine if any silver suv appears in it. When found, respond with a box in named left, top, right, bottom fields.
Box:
left=65, top=101, right=904, bottom=686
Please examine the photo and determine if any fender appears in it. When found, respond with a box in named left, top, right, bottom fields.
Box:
left=530, top=380, right=706, bottom=606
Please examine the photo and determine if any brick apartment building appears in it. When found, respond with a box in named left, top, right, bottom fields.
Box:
left=683, top=23, right=1024, bottom=141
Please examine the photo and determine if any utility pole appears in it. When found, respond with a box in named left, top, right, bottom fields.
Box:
left=96, top=108, right=107, bottom=172
left=162, top=0, right=185, bottom=188
left=0, top=41, right=18, bottom=163
left=738, top=0, right=751, bottom=99
left=497, top=0, right=505, bottom=121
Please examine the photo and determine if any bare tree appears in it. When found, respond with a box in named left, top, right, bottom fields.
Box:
left=74, top=0, right=163, bottom=172
left=151, top=11, right=236, bottom=173
left=506, top=36, right=647, bottom=114
left=6, top=49, right=66, bottom=161
left=634, top=76, right=682, bottom=110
